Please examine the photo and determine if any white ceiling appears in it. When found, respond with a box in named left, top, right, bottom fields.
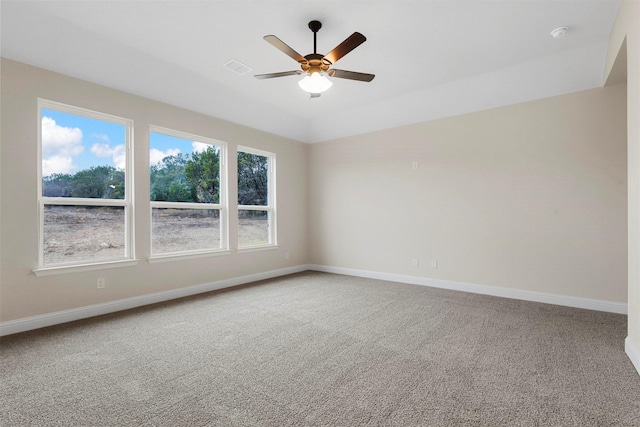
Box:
left=1, top=0, right=621, bottom=143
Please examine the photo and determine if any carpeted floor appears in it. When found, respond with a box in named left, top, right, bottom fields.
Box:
left=1, top=271, right=639, bottom=426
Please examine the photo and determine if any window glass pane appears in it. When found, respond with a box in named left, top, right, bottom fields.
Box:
left=43, top=205, right=125, bottom=265
left=237, top=152, right=268, bottom=205
left=41, top=109, right=126, bottom=199
left=152, top=208, right=220, bottom=254
left=150, top=132, right=220, bottom=203
left=238, top=210, right=269, bottom=246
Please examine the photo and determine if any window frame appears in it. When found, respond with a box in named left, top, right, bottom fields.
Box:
left=35, top=99, right=135, bottom=274
left=237, top=145, right=277, bottom=250
left=148, top=125, right=228, bottom=260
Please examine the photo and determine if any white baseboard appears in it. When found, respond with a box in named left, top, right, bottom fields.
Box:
left=626, top=337, right=640, bottom=377
left=0, top=265, right=309, bottom=337
left=1, top=264, right=628, bottom=337
left=308, top=264, right=628, bottom=315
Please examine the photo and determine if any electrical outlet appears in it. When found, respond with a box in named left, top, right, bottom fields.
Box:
left=430, top=260, right=438, bottom=269
left=412, top=161, right=418, bottom=170
left=285, top=252, right=290, bottom=259
left=412, top=258, right=420, bottom=267
left=97, top=278, right=106, bottom=289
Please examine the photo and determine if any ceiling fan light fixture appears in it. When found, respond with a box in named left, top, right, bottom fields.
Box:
left=298, top=72, right=332, bottom=94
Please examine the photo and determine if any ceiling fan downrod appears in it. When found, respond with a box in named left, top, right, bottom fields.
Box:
left=308, top=20, right=322, bottom=54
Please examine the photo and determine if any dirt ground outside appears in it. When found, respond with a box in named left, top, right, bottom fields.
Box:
left=43, top=206, right=269, bottom=265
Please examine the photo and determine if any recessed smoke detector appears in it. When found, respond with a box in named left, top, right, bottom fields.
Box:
left=550, top=26, right=569, bottom=39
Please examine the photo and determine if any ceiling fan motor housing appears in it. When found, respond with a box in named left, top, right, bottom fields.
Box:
left=301, top=53, right=331, bottom=74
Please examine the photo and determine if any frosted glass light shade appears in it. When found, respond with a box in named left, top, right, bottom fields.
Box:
left=298, top=72, right=332, bottom=94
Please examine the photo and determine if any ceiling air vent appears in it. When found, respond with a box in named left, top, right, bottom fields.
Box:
left=224, top=59, right=253, bottom=75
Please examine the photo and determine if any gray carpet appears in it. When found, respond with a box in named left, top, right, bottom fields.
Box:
left=1, top=271, right=639, bottom=426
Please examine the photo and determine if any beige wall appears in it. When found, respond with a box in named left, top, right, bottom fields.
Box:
left=606, top=0, right=640, bottom=370
left=0, top=43, right=633, bottom=348
left=0, top=59, right=309, bottom=322
left=309, top=84, right=628, bottom=303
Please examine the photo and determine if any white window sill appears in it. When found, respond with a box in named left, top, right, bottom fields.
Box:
left=33, top=259, right=140, bottom=277
left=148, top=249, right=232, bottom=263
left=237, top=244, right=278, bottom=253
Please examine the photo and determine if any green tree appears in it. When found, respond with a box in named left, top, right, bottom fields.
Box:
left=70, top=165, right=124, bottom=199
left=185, top=147, right=220, bottom=203
left=150, top=153, right=195, bottom=202
left=43, top=173, right=73, bottom=197
left=237, top=152, right=268, bottom=205
left=105, top=169, right=125, bottom=199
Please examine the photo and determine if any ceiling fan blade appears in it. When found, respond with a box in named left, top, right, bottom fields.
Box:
left=323, top=32, right=366, bottom=64
left=254, top=70, right=304, bottom=80
left=329, top=69, right=375, bottom=82
left=263, top=35, right=307, bottom=63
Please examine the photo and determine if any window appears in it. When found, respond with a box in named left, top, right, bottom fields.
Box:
left=237, top=146, right=276, bottom=248
left=38, top=100, right=133, bottom=268
left=149, top=127, right=227, bottom=257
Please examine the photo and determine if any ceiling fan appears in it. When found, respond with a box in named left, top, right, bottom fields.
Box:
left=255, top=20, right=375, bottom=97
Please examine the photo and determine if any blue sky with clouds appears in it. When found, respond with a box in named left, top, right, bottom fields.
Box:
left=41, top=109, right=211, bottom=177
left=149, top=132, right=211, bottom=166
